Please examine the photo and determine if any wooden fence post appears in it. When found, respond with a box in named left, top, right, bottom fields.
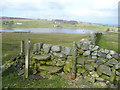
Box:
left=71, top=41, right=77, bottom=80
left=25, top=39, right=30, bottom=78
left=20, top=40, right=24, bottom=55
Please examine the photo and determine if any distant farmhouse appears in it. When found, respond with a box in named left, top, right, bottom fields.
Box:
left=53, top=19, right=78, bottom=25
left=53, top=25, right=61, bottom=27
left=14, top=23, right=23, bottom=25
left=2, top=21, right=22, bottom=25
left=2, top=21, right=14, bottom=25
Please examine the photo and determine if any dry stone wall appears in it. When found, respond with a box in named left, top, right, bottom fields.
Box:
left=31, top=33, right=120, bottom=83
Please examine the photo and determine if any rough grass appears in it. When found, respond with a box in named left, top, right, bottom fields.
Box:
left=2, top=67, right=68, bottom=88
left=2, top=32, right=89, bottom=64
left=2, top=32, right=89, bottom=46
left=97, top=34, right=118, bottom=51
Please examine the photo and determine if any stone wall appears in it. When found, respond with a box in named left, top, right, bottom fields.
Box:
left=30, top=33, right=120, bottom=83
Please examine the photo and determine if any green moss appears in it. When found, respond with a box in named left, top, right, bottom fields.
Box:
left=78, top=50, right=84, bottom=55
left=40, top=61, right=46, bottom=65
left=109, top=69, right=116, bottom=82
left=101, top=74, right=110, bottom=80
left=63, top=64, right=72, bottom=73
left=77, top=67, right=85, bottom=74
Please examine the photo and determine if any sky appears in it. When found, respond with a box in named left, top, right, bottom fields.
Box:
left=0, top=0, right=119, bottom=25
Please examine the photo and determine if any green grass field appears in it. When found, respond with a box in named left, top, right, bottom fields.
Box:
left=2, top=32, right=89, bottom=64
left=2, top=32, right=118, bottom=88
left=0, top=19, right=117, bottom=32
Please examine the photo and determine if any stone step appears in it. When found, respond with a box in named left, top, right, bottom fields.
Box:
left=32, top=55, right=50, bottom=61
left=38, top=66, right=62, bottom=73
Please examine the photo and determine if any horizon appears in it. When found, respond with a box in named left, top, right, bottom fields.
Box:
left=1, top=16, right=117, bottom=26
left=1, top=0, right=118, bottom=25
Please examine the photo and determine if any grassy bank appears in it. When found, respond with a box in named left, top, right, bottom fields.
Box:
left=2, top=32, right=118, bottom=88
left=0, top=19, right=117, bottom=32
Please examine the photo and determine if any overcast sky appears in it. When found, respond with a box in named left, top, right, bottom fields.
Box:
left=1, top=0, right=119, bottom=25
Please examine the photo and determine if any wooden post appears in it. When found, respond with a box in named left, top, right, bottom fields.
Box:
left=20, top=40, right=24, bottom=55
left=71, top=41, right=77, bottom=80
left=25, top=39, right=30, bottom=78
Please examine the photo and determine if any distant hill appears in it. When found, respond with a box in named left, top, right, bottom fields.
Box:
left=0, top=17, right=31, bottom=20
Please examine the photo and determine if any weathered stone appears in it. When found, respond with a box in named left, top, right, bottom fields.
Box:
left=104, top=49, right=109, bottom=54
left=67, top=56, right=73, bottom=61
left=116, top=71, right=120, bottom=76
left=77, top=57, right=85, bottom=64
left=97, top=51, right=106, bottom=58
left=109, top=50, right=116, bottom=55
left=83, top=50, right=91, bottom=56
left=92, top=46, right=99, bottom=51
left=101, top=74, right=110, bottom=80
left=51, top=45, right=61, bottom=52
left=85, top=59, right=95, bottom=63
left=40, top=71, right=50, bottom=78
left=116, top=76, right=120, bottom=81
left=106, top=54, right=112, bottom=59
left=57, top=58, right=66, bottom=61
left=32, top=55, right=50, bottom=60
left=18, top=69, right=24, bottom=76
left=63, top=64, right=72, bottom=73
left=33, top=44, right=38, bottom=51
left=89, top=71, right=99, bottom=78
left=38, top=66, right=62, bottom=73
left=96, top=58, right=107, bottom=65
left=76, top=43, right=82, bottom=49
left=91, top=62, right=98, bottom=68
left=56, top=60, right=65, bottom=66
left=46, top=60, right=56, bottom=65
left=63, top=57, right=72, bottom=73
left=91, top=51, right=97, bottom=56
left=84, top=76, right=95, bottom=83
left=62, top=47, right=72, bottom=55
left=33, top=43, right=43, bottom=51
left=78, top=49, right=84, bottom=55
left=76, top=64, right=82, bottom=68
left=85, top=64, right=94, bottom=71
left=89, top=33, right=96, bottom=44
left=106, top=59, right=118, bottom=66
left=115, top=62, right=120, bottom=69
left=53, top=53, right=65, bottom=58
left=98, top=65, right=111, bottom=76
left=36, top=63, right=40, bottom=69
left=96, top=69, right=102, bottom=76
left=96, top=78, right=104, bottom=82
left=110, top=68, right=116, bottom=82
left=95, top=82, right=108, bottom=87
left=43, top=44, right=52, bottom=53
left=80, top=39, right=90, bottom=50
left=77, top=67, right=85, bottom=74
left=30, top=59, right=36, bottom=66
left=92, top=56, right=97, bottom=59
left=99, top=48, right=105, bottom=53
left=32, top=70, right=37, bottom=74
left=89, top=45, right=95, bottom=50
left=39, top=61, right=46, bottom=65
left=112, top=53, right=119, bottom=60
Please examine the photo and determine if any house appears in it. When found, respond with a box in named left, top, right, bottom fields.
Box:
left=14, top=23, right=23, bottom=25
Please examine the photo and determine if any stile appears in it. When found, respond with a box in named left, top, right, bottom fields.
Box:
left=25, top=39, right=30, bottom=78
left=71, top=41, right=77, bottom=80
left=20, top=40, right=24, bottom=55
